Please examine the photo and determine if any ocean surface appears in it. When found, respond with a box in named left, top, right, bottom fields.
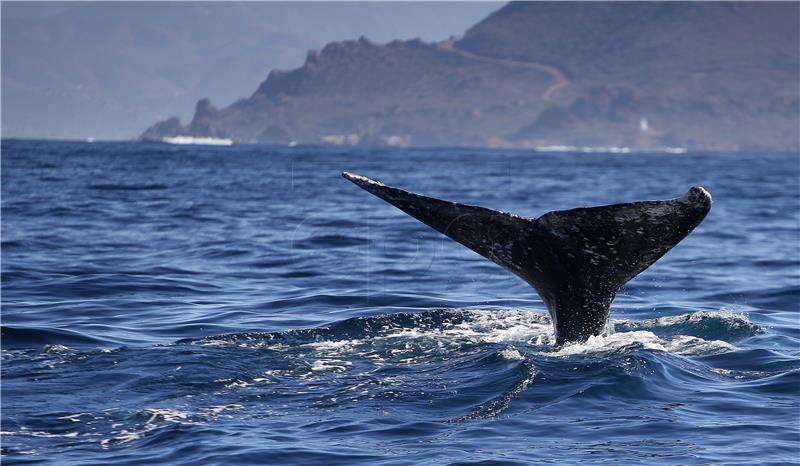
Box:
left=2, top=139, right=798, bottom=465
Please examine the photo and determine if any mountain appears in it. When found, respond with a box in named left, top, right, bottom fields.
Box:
left=1, top=2, right=498, bottom=140
left=141, top=1, right=800, bottom=151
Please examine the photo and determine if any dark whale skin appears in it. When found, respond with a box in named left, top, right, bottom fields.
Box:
left=343, top=172, right=711, bottom=345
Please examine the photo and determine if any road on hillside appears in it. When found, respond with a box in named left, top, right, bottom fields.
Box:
left=437, top=40, right=569, bottom=101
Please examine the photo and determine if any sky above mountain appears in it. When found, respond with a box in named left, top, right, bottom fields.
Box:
left=1, top=1, right=501, bottom=140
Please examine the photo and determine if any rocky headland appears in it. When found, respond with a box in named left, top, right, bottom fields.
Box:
left=141, top=2, right=800, bottom=151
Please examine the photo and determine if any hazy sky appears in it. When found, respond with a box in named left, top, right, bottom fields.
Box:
left=1, top=1, right=501, bottom=140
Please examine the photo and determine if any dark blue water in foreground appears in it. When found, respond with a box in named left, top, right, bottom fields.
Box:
left=2, top=139, right=799, bottom=465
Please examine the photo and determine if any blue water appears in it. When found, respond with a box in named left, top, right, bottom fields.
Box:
left=2, top=139, right=798, bottom=465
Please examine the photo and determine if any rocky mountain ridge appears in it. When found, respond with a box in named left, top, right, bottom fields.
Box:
left=142, top=2, right=800, bottom=151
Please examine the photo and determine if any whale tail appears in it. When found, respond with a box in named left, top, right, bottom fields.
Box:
left=342, top=172, right=712, bottom=344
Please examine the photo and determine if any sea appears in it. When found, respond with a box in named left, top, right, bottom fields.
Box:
left=2, top=139, right=798, bottom=465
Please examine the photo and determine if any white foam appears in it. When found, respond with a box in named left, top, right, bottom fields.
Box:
left=305, top=339, right=361, bottom=350
left=57, top=413, right=87, bottom=423
left=41, top=344, right=70, bottom=353
left=310, top=359, right=351, bottom=372
left=192, top=309, right=745, bottom=364
left=99, top=406, right=218, bottom=446
left=406, top=310, right=743, bottom=358
left=710, top=368, right=770, bottom=379
left=140, top=408, right=195, bottom=424
left=162, top=135, right=233, bottom=146
left=199, top=404, right=243, bottom=416
left=664, top=335, right=735, bottom=356
left=533, top=145, right=687, bottom=154
left=224, top=380, right=251, bottom=389
left=103, top=429, right=145, bottom=445
left=3, top=430, right=80, bottom=439
left=499, top=347, right=525, bottom=360
left=547, top=330, right=736, bottom=358
left=549, top=330, right=666, bottom=357
left=616, top=310, right=753, bottom=331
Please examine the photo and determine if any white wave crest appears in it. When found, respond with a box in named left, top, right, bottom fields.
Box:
left=664, top=335, right=735, bottom=356
left=191, top=309, right=748, bottom=362
left=162, top=135, right=233, bottom=146
left=310, top=359, right=351, bottom=372
left=615, top=310, right=755, bottom=332
left=547, top=330, right=735, bottom=357
left=498, top=346, right=525, bottom=361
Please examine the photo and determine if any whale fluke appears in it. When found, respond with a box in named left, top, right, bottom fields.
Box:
left=342, top=172, right=712, bottom=344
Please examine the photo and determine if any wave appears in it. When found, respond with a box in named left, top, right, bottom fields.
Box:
left=547, top=330, right=735, bottom=358
left=614, top=310, right=762, bottom=341
left=183, top=308, right=759, bottom=359
left=1, top=326, right=111, bottom=349
left=3, top=309, right=761, bottom=361
left=1, top=308, right=788, bottom=460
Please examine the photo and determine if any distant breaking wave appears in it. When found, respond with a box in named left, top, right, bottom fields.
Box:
left=534, top=145, right=687, bottom=154
left=162, top=135, right=233, bottom=146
